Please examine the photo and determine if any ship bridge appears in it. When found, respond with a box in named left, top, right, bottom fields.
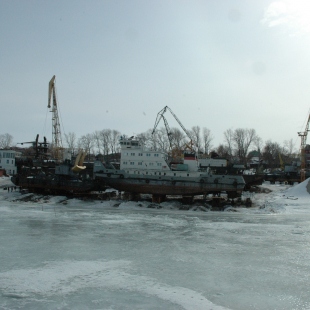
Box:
left=119, top=136, right=170, bottom=171
left=119, top=137, right=141, bottom=149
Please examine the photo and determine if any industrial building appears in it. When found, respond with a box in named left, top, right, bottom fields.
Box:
left=0, top=150, right=16, bottom=175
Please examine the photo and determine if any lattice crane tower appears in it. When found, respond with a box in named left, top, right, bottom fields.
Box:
left=298, top=111, right=310, bottom=182
left=48, top=75, right=63, bottom=160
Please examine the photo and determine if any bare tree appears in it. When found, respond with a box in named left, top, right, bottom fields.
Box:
left=149, top=129, right=159, bottom=151
left=223, top=128, right=234, bottom=157
left=78, top=133, right=94, bottom=160
left=170, top=128, right=186, bottom=149
left=64, top=132, right=76, bottom=154
left=215, top=144, right=230, bottom=158
left=100, top=129, right=111, bottom=156
left=154, top=127, right=170, bottom=152
left=262, top=140, right=282, bottom=168
left=202, top=127, right=213, bottom=155
left=0, top=133, right=13, bottom=149
left=136, top=129, right=153, bottom=148
left=92, top=131, right=102, bottom=155
left=109, top=130, right=121, bottom=154
left=233, top=128, right=258, bottom=163
left=283, top=138, right=296, bottom=157
left=190, top=126, right=202, bottom=152
left=253, top=136, right=263, bottom=153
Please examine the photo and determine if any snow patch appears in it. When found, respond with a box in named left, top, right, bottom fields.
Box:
left=283, top=178, right=310, bottom=198
left=0, top=260, right=229, bottom=310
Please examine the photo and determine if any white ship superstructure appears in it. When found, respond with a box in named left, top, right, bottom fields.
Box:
left=118, top=137, right=204, bottom=177
left=119, top=138, right=170, bottom=171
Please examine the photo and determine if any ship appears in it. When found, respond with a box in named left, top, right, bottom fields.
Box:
left=11, top=136, right=105, bottom=195
left=198, top=157, right=264, bottom=190
left=11, top=75, right=109, bottom=196
left=93, top=136, right=245, bottom=203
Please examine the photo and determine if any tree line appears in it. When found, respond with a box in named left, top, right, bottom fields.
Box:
left=1, top=128, right=299, bottom=168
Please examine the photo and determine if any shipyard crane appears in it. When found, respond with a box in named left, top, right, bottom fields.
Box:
left=298, top=111, right=310, bottom=182
left=152, top=106, right=194, bottom=150
left=48, top=75, right=63, bottom=161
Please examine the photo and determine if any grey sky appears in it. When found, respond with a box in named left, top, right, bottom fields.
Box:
left=1, top=0, right=310, bottom=150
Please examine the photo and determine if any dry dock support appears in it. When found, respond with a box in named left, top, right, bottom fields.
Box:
left=152, top=194, right=166, bottom=203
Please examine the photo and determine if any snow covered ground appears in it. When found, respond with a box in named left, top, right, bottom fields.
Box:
left=1, top=176, right=310, bottom=309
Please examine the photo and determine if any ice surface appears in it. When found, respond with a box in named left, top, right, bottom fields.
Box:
left=1, top=176, right=310, bottom=309
left=0, top=260, right=229, bottom=310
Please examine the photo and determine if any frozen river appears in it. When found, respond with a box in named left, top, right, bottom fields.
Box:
left=1, top=178, right=310, bottom=309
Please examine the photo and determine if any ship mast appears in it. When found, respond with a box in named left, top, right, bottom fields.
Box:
left=48, top=75, right=63, bottom=160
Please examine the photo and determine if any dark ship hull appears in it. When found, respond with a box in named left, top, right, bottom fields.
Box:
left=12, top=135, right=106, bottom=195
left=243, top=174, right=264, bottom=190
left=95, top=175, right=244, bottom=198
left=11, top=174, right=96, bottom=195
left=94, top=159, right=245, bottom=199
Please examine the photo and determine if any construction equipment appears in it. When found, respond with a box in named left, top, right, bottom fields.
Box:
left=48, top=75, right=63, bottom=161
left=71, top=149, right=87, bottom=172
left=298, top=111, right=310, bottom=182
left=152, top=106, right=194, bottom=150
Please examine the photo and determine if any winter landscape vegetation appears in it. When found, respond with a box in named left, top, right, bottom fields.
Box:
left=0, top=126, right=299, bottom=169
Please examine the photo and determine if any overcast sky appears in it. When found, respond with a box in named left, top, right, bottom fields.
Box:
left=1, top=0, right=310, bottom=150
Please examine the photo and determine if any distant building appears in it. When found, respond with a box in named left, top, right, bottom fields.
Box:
left=0, top=149, right=16, bottom=175
left=247, top=150, right=263, bottom=168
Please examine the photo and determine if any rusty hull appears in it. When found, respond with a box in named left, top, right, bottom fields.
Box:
left=98, top=176, right=244, bottom=197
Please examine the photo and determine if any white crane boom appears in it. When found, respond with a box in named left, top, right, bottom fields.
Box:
left=152, top=106, right=194, bottom=150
